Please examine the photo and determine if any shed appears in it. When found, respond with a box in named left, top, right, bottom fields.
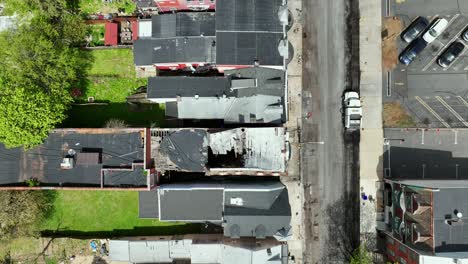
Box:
left=105, top=22, right=118, bottom=46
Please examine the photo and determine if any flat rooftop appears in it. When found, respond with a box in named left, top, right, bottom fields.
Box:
left=384, top=128, right=468, bottom=180
left=134, top=0, right=285, bottom=66
left=0, top=129, right=147, bottom=188
left=433, top=187, right=468, bottom=254
left=215, top=0, right=284, bottom=66
left=150, top=127, right=288, bottom=175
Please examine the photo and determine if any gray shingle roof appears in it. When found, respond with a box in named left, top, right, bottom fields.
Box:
left=134, top=0, right=285, bottom=66
left=133, top=37, right=216, bottom=66
left=139, top=190, right=159, bottom=219
left=215, top=0, right=283, bottom=32
left=152, top=13, right=216, bottom=38
left=147, top=76, right=232, bottom=98
left=156, top=181, right=291, bottom=239
left=158, top=188, right=224, bottom=221
left=215, top=0, right=284, bottom=66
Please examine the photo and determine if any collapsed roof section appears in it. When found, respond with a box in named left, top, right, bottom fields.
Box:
left=150, top=127, right=289, bottom=176
left=148, top=67, right=286, bottom=124
left=0, top=128, right=152, bottom=189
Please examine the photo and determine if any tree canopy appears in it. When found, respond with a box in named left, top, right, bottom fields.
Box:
left=0, top=0, right=90, bottom=148
left=350, top=245, right=373, bottom=264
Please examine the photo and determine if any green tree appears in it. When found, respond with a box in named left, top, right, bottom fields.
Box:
left=350, top=245, right=373, bottom=264
left=0, top=2, right=90, bottom=148
left=0, top=191, right=55, bottom=238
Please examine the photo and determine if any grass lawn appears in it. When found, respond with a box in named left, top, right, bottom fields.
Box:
left=79, top=0, right=136, bottom=15
left=62, top=49, right=164, bottom=128
left=41, top=191, right=198, bottom=236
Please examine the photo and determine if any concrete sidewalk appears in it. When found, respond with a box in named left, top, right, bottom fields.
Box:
left=284, top=0, right=304, bottom=262
left=359, top=0, right=384, bottom=242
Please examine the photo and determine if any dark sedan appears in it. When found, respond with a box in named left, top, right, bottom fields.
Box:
left=399, top=38, right=427, bottom=65
left=401, top=16, right=429, bottom=43
left=438, top=41, right=465, bottom=68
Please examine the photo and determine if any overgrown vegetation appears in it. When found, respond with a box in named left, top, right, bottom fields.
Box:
left=349, top=245, right=373, bottom=264
left=87, top=24, right=105, bottom=47
left=79, top=0, right=136, bottom=15
left=0, top=0, right=91, bottom=148
left=0, top=191, right=55, bottom=239
left=383, top=102, right=417, bottom=128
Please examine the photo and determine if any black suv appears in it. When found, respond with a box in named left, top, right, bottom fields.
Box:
left=438, top=41, right=465, bottom=68
left=399, top=38, right=427, bottom=65
left=401, top=16, right=429, bottom=43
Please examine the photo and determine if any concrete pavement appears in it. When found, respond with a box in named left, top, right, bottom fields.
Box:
left=359, top=0, right=385, bottom=244
left=301, top=0, right=360, bottom=262
left=283, top=0, right=304, bottom=262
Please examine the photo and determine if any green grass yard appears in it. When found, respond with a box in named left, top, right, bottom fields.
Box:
left=79, top=0, right=136, bottom=15
left=82, top=49, right=147, bottom=102
left=41, top=191, right=198, bottom=235
left=62, top=49, right=164, bottom=128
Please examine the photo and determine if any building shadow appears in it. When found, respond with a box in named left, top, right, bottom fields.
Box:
left=383, top=146, right=468, bottom=180
left=60, top=103, right=165, bottom=128
left=41, top=224, right=222, bottom=239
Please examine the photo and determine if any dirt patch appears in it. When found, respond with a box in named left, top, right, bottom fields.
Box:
left=383, top=102, right=417, bottom=127
left=382, top=17, right=403, bottom=71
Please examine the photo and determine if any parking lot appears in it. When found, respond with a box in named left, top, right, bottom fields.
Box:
left=385, top=1, right=468, bottom=128
left=384, top=128, right=468, bottom=179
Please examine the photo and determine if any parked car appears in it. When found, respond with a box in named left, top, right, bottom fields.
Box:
left=437, top=41, right=465, bottom=68
left=422, top=18, right=449, bottom=43
left=399, top=38, right=427, bottom=65
left=462, top=27, right=468, bottom=41
left=401, top=17, right=429, bottom=43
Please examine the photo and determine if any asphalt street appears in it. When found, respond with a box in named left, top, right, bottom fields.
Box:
left=301, top=0, right=360, bottom=262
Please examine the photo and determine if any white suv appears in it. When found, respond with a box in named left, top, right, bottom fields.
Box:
left=422, top=18, right=449, bottom=43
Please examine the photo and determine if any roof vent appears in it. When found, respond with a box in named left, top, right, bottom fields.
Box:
left=230, top=197, right=243, bottom=206
left=60, top=158, right=75, bottom=170
left=195, top=94, right=199, bottom=99
left=445, top=210, right=464, bottom=225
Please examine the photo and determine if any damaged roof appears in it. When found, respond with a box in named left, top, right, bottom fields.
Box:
left=152, top=67, right=286, bottom=123
left=0, top=129, right=147, bottom=188
left=151, top=127, right=287, bottom=174
left=147, top=67, right=285, bottom=100
left=152, top=129, right=208, bottom=172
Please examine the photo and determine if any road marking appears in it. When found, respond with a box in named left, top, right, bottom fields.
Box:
left=454, top=129, right=458, bottom=144
left=421, top=129, right=425, bottom=144
left=457, top=96, right=468, bottom=107
left=395, top=82, right=404, bottom=85
left=435, top=96, right=468, bottom=127
left=422, top=18, right=465, bottom=71
left=415, top=96, right=450, bottom=128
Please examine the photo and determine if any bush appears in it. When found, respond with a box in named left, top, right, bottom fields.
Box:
left=104, top=118, right=128, bottom=128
